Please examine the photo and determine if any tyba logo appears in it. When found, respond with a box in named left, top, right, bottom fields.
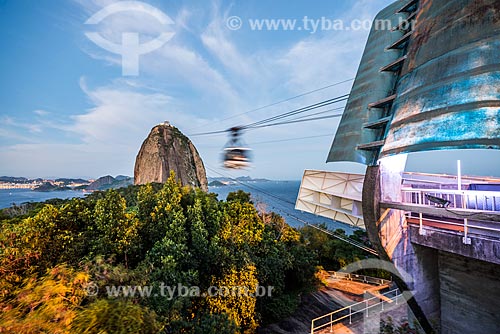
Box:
left=85, top=1, right=175, bottom=76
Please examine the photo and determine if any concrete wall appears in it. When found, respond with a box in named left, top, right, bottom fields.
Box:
left=380, top=213, right=442, bottom=330
left=380, top=216, right=500, bottom=334
left=438, top=250, right=500, bottom=334
left=363, top=166, right=435, bottom=333
left=391, top=241, right=442, bottom=326
left=409, top=225, right=500, bottom=265
left=364, top=164, right=500, bottom=333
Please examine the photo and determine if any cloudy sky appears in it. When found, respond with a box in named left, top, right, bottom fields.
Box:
left=1, top=0, right=498, bottom=180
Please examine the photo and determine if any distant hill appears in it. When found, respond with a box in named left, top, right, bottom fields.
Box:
left=208, top=180, right=226, bottom=187
left=33, top=182, right=71, bottom=192
left=208, top=176, right=271, bottom=184
left=107, top=176, right=134, bottom=190
left=0, top=176, right=29, bottom=183
left=86, top=175, right=115, bottom=191
left=1, top=175, right=133, bottom=191
left=236, top=176, right=270, bottom=182
left=86, top=175, right=133, bottom=191
left=55, top=178, right=89, bottom=184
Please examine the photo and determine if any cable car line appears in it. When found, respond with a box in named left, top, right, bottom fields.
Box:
left=201, top=111, right=344, bottom=168
left=241, top=94, right=349, bottom=129
left=189, top=94, right=349, bottom=136
left=246, top=112, right=344, bottom=130
left=201, top=96, right=347, bottom=168
left=185, top=78, right=354, bottom=133
left=285, top=105, right=346, bottom=122
left=196, top=133, right=335, bottom=149
left=189, top=90, right=349, bottom=170
left=249, top=133, right=335, bottom=146
left=205, top=165, right=378, bottom=256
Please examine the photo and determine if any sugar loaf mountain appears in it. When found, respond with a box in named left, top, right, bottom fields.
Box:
left=134, top=122, right=208, bottom=191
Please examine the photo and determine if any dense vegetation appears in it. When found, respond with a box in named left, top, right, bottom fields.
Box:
left=0, top=173, right=374, bottom=333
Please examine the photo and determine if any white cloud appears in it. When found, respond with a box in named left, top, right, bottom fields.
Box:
left=33, top=109, right=50, bottom=116
left=71, top=0, right=380, bottom=178
left=200, top=4, right=255, bottom=78
left=0, top=143, right=130, bottom=178
left=3, top=0, right=399, bottom=179
left=1, top=115, right=43, bottom=134
left=74, top=78, right=171, bottom=144
left=1, top=78, right=210, bottom=177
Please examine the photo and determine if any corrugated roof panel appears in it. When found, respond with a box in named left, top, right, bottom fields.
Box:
left=327, top=0, right=408, bottom=165
left=381, top=0, right=500, bottom=157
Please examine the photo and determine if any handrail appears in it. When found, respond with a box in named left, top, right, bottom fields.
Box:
left=406, top=213, right=500, bottom=233
left=311, top=288, right=402, bottom=334
left=329, top=271, right=391, bottom=286
left=401, top=188, right=500, bottom=212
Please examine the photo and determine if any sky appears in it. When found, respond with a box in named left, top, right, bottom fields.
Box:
left=1, top=0, right=499, bottom=180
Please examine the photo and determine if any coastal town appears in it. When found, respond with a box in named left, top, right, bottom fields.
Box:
left=0, top=177, right=92, bottom=190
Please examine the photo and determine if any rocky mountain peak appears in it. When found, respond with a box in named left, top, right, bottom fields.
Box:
left=134, top=123, right=208, bottom=191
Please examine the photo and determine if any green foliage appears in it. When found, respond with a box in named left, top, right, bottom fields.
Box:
left=72, top=299, right=161, bottom=334
left=188, top=313, right=239, bottom=334
left=0, top=171, right=370, bottom=333
left=221, top=200, right=264, bottom=246
left=226, top=190, right=253, bottom=204
left=150, top=172, right=187, bottom=245
left=207, top=264, right=259, bottom=331
left=257, top=292, right=300, bottom=324
left=92, top=190, right=142, bottom=267
left=300, top=224, right=371, bottom=270
left=0, top=265, right=88, bottom=334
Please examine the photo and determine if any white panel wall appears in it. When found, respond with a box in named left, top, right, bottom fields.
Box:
left=295, top=170, right=365, bottom=228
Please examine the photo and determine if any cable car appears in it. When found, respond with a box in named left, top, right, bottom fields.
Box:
left=222, top=127, right=252, bottom=169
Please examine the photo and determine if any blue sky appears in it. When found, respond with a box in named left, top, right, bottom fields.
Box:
left=1, top=0, right=499, bottom=180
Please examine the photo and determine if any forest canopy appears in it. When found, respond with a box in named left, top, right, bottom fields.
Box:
left=0, top=172, right=372, bottom=333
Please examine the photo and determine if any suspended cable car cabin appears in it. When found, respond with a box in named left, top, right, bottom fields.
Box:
left=222, top=127, right=252, bottom=169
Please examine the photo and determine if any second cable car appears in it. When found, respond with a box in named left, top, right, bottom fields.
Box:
left=222, top=127, right=252, bottom=169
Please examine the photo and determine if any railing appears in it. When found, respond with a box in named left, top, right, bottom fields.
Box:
left=401, top=188, right=500, bottom=212
left=406, top=212, right=500, bottom=245
left=311, top=289, right=402, bottom=334
left=329, top=271, right=391, bottom=286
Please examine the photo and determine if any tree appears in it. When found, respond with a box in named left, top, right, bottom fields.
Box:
left=226, top=190, right=253, bottom=204
left=72, top=299, right=160, bottom=334
left=187, top=197, right=209, bottom=272
left=207, top=264, right=259, bottom=332
left=152, top=172, right=187, bottom=245
left=220, top=201, right=264, bottom=247
left=0, top=203, right=85, bottom=278
left=137, top=183, right=159, bottom=250
left=92, top=190, right=141, bottom=267
left=0, top=265, right=88, bottom=334
left=0, top=176, right=325, bottom=333
left=186, top=313, right=239, bottom=334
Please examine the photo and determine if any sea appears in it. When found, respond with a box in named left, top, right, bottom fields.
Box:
left=209, top=181, right=358, bottom=234
left=0, top=181, right=358, bottom=234
left=0, top=189, right=87, bottom=209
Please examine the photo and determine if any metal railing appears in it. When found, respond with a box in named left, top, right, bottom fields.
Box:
left=406, top=212, right=500, bottom=245
left=311, top=288, right=402, bottom=334
left=329, top=271, right=391, bottom=286
left=401, top=188, right=500, bottom=212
